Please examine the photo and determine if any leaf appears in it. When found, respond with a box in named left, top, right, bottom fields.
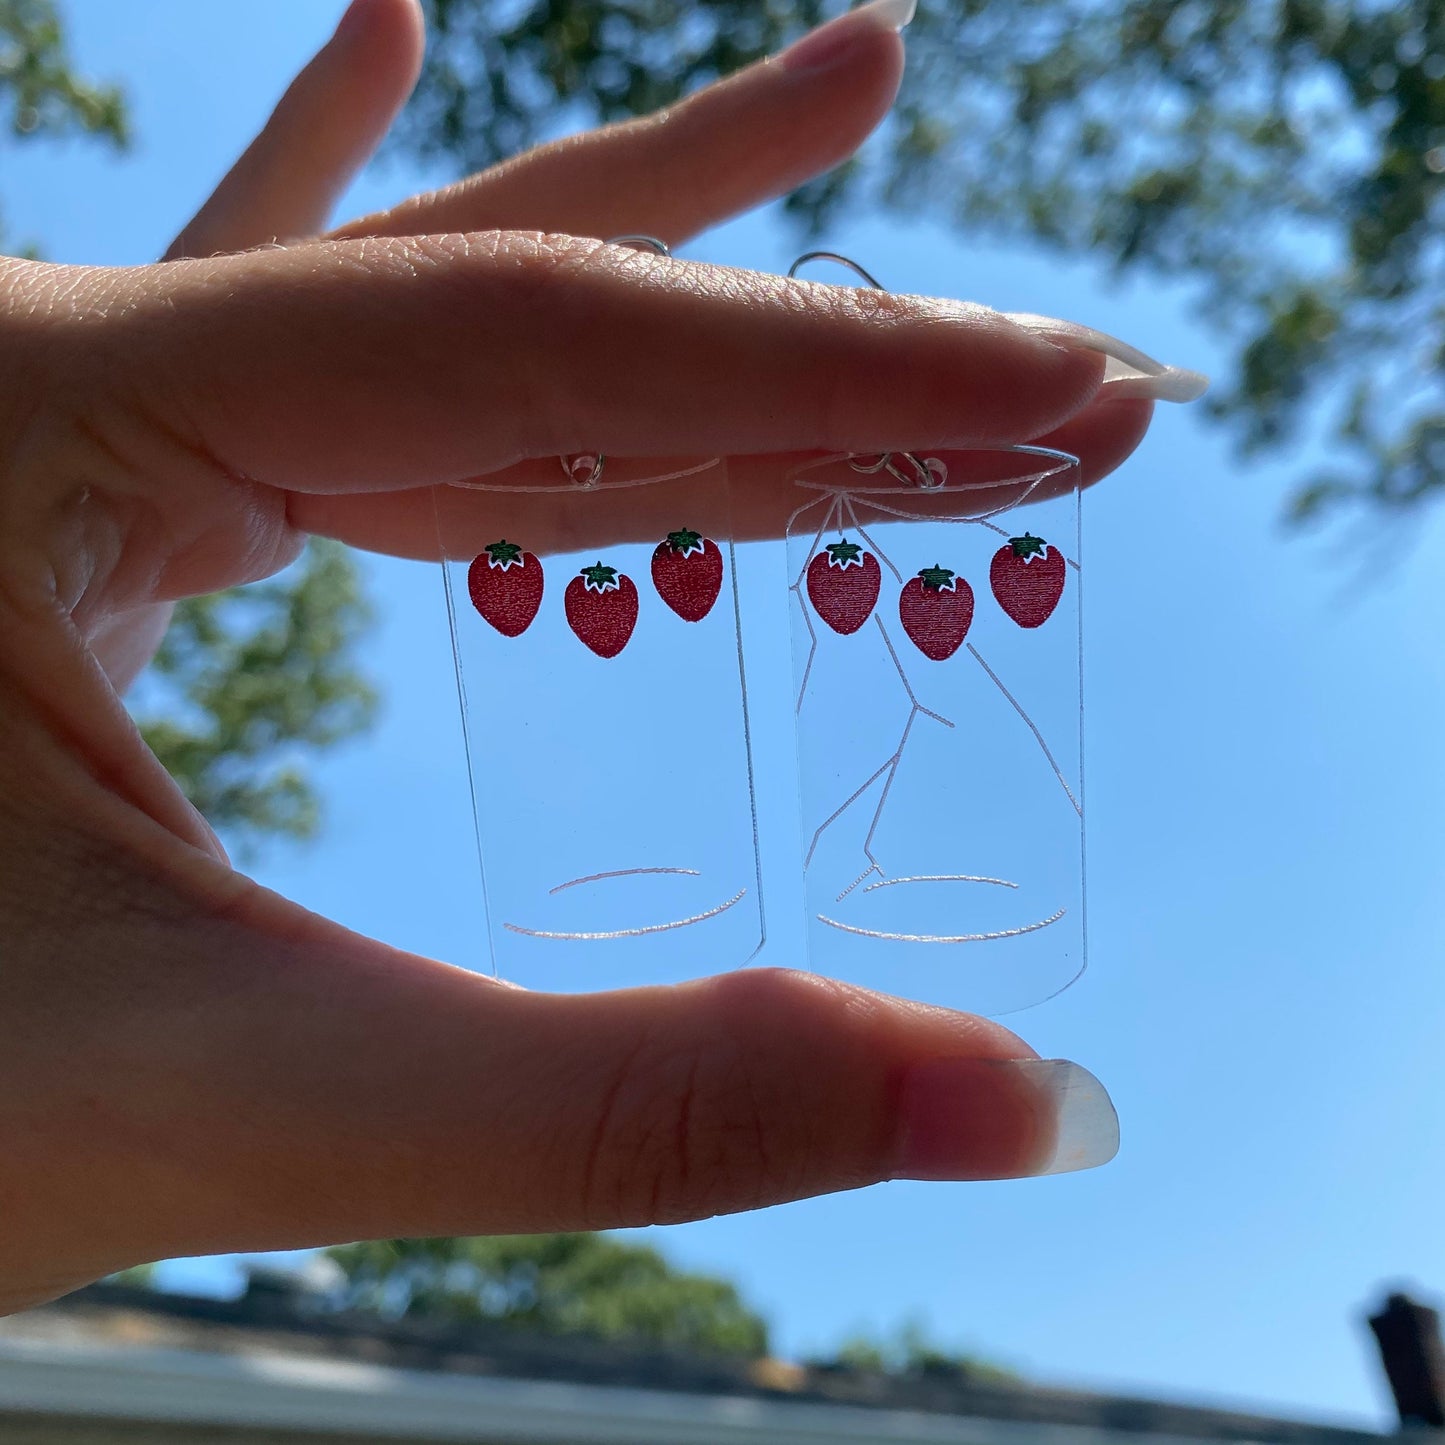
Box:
left=0, top=0, right=128, bottom=146
left=135, top=541, right=377, bottom=856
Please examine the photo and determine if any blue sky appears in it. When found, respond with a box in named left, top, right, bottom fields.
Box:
left=8, top=0, right=1445, bottom=1429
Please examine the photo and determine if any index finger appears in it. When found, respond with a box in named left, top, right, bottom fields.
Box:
left=55, top=234, right=1106, bottom=495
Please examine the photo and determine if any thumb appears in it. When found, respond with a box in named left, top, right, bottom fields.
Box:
left=4, top=820, right=1117, bottom=1291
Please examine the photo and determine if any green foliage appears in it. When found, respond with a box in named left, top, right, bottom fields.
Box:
left=0, top=0, right=125, bottom=141
left=400, top=0, right=813, bottom=167
left=0, top=0, right=125, bottom=252
left=136, top=542, right=377, bottom=852
left=403, top=0, right=1445, bottom=518
left=822, top=1320, right=1021, bottom=1385
left=325, top=1233, right=770, bottom=1357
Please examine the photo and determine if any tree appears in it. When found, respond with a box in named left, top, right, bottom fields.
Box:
left=325, top=1233, right=770, bottom=1357
left=134, top=541, right=377, bottom=848
left=0, top=0, right=125, bottom=251
left=2, top=1, right=378, bottom=852
left=0, top=0, right=123, bottom=141
left=401, top=0, right=1444, bottom=519
left=818, top=1320, right=1022, bottom=1385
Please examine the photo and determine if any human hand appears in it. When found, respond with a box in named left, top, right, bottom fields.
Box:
left=0, top=0, right=1159, bottom=1312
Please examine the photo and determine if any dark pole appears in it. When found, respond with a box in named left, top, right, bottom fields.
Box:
left=1368, top=1293, right=1445, bottom=1429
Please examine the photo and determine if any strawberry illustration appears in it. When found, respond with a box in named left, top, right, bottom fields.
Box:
left=651, top=528, right=723, bottom=622
left=990, top=533, right=1066, bottom=629
left=806, top=539, right=881, bottom=635
left=565, top=561, right=639, bottom=658
left=899, top=564, right=975, bottom=660
left=468, top=539, right=543, bottom=637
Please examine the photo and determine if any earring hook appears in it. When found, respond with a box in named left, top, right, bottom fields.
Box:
left=786, top=250, right=947, bottom=490
left=562, top=235, right=673, bottom=489
left=606, top=235, right=672, bottom=256
left=787, top=250, right=888, bottom=291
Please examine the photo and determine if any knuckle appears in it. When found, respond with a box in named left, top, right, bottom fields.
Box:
left=475, top=230, right=620, bottom=307
left=583, top=970, right=865, bottom=1226
left=785, top=278, right=948, bottom=444
left=397, top=230, right=622, bottom=457
left=585, top=1038, right=775, bottom=1227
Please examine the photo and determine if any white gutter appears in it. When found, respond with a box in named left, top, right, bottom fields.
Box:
left=0, top=1336, right=1284, bottom=1445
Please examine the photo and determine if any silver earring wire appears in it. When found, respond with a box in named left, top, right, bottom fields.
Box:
left=561, top=235, right=673, bottom=489
left=786, top=251, right=948, bottom=490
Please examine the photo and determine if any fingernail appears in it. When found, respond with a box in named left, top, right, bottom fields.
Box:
left=855, top=0, right=918, bottom=28
left=778, top=0, right=915, bottom=74
left=892, top=1057, right=1119, bottom=1181
left=1004, top=313, right=1210, bottom=403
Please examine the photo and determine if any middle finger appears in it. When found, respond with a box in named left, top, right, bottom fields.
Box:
left=330, top=5, right=906, bottom=250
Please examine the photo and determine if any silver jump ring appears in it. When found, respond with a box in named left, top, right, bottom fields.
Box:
left=561, top=453, right=605, bottom=487
left=786, top=251, right=948, bottom=491
left=561, top=235, right=673, bottom=489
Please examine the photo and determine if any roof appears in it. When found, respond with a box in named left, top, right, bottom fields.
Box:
left=0, top=1285, right=1390, bottom=1445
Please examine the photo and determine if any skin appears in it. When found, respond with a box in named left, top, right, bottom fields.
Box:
left=0, top=0, right=1152, bottom=1313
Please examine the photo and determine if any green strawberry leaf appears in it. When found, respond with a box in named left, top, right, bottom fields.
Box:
left=1009, top=533, right=1048, bottom=560
left=664, top=527, right=705, bottom=556
left=580, top=562, right=620, bottom=592
left=917, top=564, right=956, bottom=591
left=825, top=540, right=865, bottom=567
left=484, top=539, right=525, bottom=568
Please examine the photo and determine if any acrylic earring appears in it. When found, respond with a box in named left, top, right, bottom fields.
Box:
left=785, top=252, right=1086, bottom=1017
left=435, top=238, right=764, bottom=992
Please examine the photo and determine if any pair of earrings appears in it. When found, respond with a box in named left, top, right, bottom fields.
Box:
left=442, top=238, right=1084, bottom=1020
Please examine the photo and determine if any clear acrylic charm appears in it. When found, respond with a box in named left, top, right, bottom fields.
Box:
left=437, top=457, right=764, bottom=993
left=787, top=447, right=1085, bottom=1015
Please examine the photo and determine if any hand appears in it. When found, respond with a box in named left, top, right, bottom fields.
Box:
left=0, top=0, right=1137, bottom=1313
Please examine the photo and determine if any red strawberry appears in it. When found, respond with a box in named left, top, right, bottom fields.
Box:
left=565, top=561, right=639, bottom=658
left=806, top=539, right=881, bottom=635
left=651, top=528, right=723, bottom=622
left=990, top=533, right=1066, bottom=628
left=468, top=539, right=543, bottom=637
left=899, top=564, right=975, bottom=660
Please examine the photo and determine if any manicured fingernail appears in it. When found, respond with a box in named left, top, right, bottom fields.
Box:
left=778, top=0, right=915, bottom=74
left=892, top=1057, right=1119, bottom=1181
left=1004, top=313, right=1210, bottom=402
left=855, top=0, right=918, bottom=27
